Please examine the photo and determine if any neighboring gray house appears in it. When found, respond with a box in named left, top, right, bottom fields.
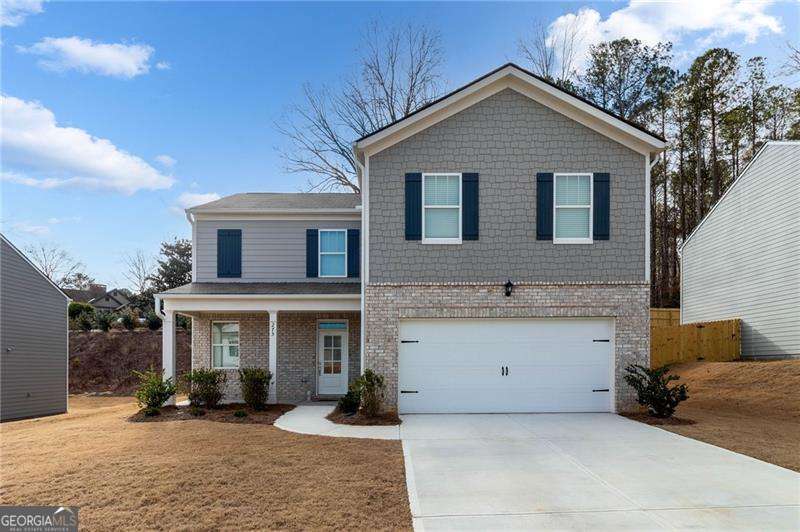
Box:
left=157, top=64, right=666, bottom=413
left=681, top=141, right=800, bottom=358
left=88, top=288, right=130, bottom=314
left=1, top=234, right=70, bottom=421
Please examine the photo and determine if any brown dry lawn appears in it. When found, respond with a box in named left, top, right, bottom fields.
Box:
left=639, top=360, right=800, bottom=472
left=0, top=396, right=412, bottom=531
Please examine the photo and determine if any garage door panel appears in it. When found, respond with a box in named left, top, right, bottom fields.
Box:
left=398, top=318, right=613, bottom=414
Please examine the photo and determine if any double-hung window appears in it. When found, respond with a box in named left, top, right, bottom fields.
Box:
left=423, top=173, right=461, bottom=243
left=212, top=321, right=239, bottom=369
left=554, top=173, right=592, bottom=243
left=319, top=229, right=347, bottom=277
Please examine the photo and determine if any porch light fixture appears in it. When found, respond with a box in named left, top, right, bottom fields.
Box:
left=504, top=279, right=514, bottom=297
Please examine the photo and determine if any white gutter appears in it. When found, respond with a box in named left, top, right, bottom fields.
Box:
left=159, top=293, right=361, bottom=300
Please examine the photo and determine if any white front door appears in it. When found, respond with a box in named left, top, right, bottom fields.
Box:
left=398, top=318, right=614, bottom=414
left=317, top=330, right=348, bottom=395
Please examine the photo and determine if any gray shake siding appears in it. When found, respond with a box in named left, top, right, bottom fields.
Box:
left=681, top=142, right=800, bottom=358
left=1, top=237, right=68, bottom=421
left=368, top=88, right=646, bottom=283
left=194, top=219, right=360, bottom=282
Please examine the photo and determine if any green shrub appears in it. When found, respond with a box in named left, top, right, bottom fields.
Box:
left=133, top=368, right=176, bottom=416
left=355, top=369, right=386, bottom=417
left=189, top=406, right=205, bottom=416
left=120, top=311, right=137, bottom=330
left=77, top=313, right=94, bottom=331
left=233, top=409, right=247, bottom=418
left=337, top=382, right=361, bottom=414
left=68, top=301, right=94, bottom=319
left=145, top=312, right=162, bottom=331
left=238, top=367, right=271, bottom=411
left=624, top=364, right=688, bottom=418
left=182, top=369, right=226, bottom=408
left=95, top=312, right=114, bottom=332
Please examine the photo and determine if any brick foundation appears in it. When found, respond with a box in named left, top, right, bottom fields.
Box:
left=363, top=282, right=650, bottom=412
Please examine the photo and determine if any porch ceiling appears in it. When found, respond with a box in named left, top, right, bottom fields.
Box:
left=160, top=281, right=360, bottom=296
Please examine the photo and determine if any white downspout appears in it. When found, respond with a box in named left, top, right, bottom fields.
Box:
left=354, top=152, right=367, bottom=375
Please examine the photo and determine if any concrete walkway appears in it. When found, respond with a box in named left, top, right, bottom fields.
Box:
left=274, top=403, right=400, bottom=440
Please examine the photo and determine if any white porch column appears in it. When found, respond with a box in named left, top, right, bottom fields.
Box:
left=162, top=310, right=177, bottom=405
left=268, top=310, right=278, bottom=404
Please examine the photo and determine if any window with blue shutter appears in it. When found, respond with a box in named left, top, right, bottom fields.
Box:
left=217, top=229, right=242, bottom=278
left=347, top=229, right=360, bottom=278
left=405, top=173, right=422, bottom=240
left=593, top=173, right=610, bottom=240
left=462, top=173, right=479, bottom=240
left=536, top=173, right=554, bottom=240
left=306, top=229, right=318, bottom=278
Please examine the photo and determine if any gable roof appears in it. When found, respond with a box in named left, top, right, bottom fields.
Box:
left=354, top=63, right=666, bottom=158
left=188, top=193, right=361, bottom=214
left=681, top=141, right=800, bottom=250
left=0, top=234, right=70, bottom=301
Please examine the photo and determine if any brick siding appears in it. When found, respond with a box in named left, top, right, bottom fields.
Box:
left=364, top=282, right=649, bottom=413
left=190, top=311, right=360, bottom=404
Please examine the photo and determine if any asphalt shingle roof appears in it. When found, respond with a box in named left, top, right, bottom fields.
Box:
left=161, top=282, right=360, bottom=296
left=188, top=193, right=361, bottom=212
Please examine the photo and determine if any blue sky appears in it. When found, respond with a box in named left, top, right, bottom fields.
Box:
left=2, top=1, right=797, bottom=288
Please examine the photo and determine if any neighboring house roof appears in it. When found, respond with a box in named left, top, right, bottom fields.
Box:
left=161, top=282, right=360, bottom=296
left=63, top=288, right=95, bottom=303
left=354, top=63, right=666, bottom=158
left=88, top=289, right=130, bottom=309
left=0, top=234, right=70, bottom=301
left=681, top=141, right=800, bottom=250
left=188, top=193, right=361, bottom=214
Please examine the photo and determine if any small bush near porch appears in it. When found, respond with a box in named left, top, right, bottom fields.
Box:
left=0, top=396, right=412, bottom=530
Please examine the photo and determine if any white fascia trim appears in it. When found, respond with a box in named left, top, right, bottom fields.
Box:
left=163, top=296, right=360, bottom=313
left=355, top=65, right=666, bottom=157
left=192, top=212, right=361, bottom=222
left=0, top=234, right=71, bottom=301
left=159, top=293, right=360, bottom=300
left=645, top=154, right=651, bottom=283
left=681, top=141, right=783, bottom=251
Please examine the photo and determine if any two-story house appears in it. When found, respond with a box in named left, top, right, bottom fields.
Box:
left=156, top=63, right=666, bottom=413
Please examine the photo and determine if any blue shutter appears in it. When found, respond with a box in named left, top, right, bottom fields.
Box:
left=593, top=173, right=610, bottom=240
left=217, top=229, right=242, bottom=278
left=536, top=173, right=553, bottom=240
left=306, top=229, right=318, bottom=278
left=347, top=229, right=360, bottom=278
left=462, top=173, right=479, bottom=240
left=405, top=173, right=422, bottom=240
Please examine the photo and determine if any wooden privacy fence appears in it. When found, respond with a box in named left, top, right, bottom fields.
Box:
left=650, top=309, right=741, bottom=368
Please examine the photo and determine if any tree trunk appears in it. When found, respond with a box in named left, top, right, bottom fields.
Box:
left=694, top=125, right=703, bottom=225
left=660, top=109, right=669, bottom=307
left=710, top=101, right=720, bottom=202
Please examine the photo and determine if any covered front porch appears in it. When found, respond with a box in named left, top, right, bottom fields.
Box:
left=155, top=282, right=361, bottom=404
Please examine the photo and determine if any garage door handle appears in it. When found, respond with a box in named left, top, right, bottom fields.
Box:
left=592, top=389, right=609, bottom=392
left=400, top=390, right=418, bottom=394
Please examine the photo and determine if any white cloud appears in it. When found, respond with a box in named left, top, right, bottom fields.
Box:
left=1, top=95, right=175, bottom=194
left=155, top=154, right=176, bottom=168
left=0, top=0, right=43, bottom=27
left=547, top=0, right=783, bottom=72
left=46, top=216, right=81, bottom=225
left=155, top=61, right=170, bottom=70
left=17, top=36, right=156, bottom=78
left=173, top=192, right=220, bottom=213
left=11, top=221, right=50, bottom=236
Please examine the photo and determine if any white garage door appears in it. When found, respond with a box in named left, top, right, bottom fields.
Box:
left=398, top=318, right=614, bottom=414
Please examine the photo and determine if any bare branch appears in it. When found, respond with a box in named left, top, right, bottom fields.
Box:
left=24, top=242, right=83, bottom=285
left=277, top=22, right=444, bottom=192
left=123, top=250, right=155, bottom=294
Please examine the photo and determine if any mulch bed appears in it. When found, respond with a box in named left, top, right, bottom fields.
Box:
left=622, top=412, right=697, bottom=426
left=129, top=403, right=295, bottom=424
left=326, top=408, right=401, bottom=426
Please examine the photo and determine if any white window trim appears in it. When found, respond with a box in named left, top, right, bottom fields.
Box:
left=318, top=229, right=348, bottom=278
left=422, top=172, right=462, bottom=244
left=553, top=172, right=593, bottom=245
left=211, top=320, right=240, bottom=369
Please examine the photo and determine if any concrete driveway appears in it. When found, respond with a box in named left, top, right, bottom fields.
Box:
left=399, top=413, right=800, bottom=530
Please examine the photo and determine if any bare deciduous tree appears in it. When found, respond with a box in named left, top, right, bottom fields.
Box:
left=25, top=243, right=82, bottom=284
left=278, top=22, right=444, bottom=192
left=783, top=42, right=800, bottom=75
left=124, top=249, right=155, bottom=294
left=517, top=18, right=582, bottom=89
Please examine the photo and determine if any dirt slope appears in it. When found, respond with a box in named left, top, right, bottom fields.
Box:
left=659, top=360, right=800, bottom=471
left=69, top=330, right=191, bottom=394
